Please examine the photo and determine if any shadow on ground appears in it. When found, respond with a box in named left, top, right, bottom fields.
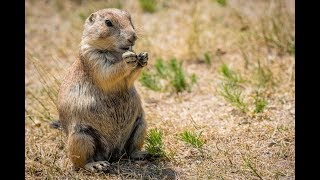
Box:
left=77, top=159, right=177, bottom=179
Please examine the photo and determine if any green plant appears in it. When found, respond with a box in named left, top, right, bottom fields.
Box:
left=254, top=98, right=267, bottom=113
left=145, top=129, right=166, bottom=157
left=180, top=130, right=204, bottom=149
left=217, top=63, right=248, bottom=112
left=190, top=74, right=197, bottom=85
left=78, top=12, right=87, bottom=21
left=139, top=0, right=156, bottom=13
left=219, top=83, right=248, bottom=113
left=242, top=156, right=263, bottom=180
left=139, top=71, right=162, bottom=91
left=216, top=0, right=227, bottom=7
left=288, top=43, right=295, bottom=55
left=254, top=92, right=268, bottom=113
left=154, top=58, right=168, bottom=79
left=139, top=58, right=197, bottom=93
left=204, top=52, right=212, bottom=66
left=168, top=58, right=188, bottom=92
left=218, top=63, right=242, bottom=85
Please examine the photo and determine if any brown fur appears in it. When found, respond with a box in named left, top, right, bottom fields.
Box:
left=57, top=8, right=148, bottom=171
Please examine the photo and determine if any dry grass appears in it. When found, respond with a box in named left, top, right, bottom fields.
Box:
left=25, top=0, right=295, bottom=179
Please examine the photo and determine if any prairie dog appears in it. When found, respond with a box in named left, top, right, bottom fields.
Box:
left=57, top=8, right=148, bottom=172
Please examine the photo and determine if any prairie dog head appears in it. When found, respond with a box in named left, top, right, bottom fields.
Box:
left=81, top=8, right=137, bottom=53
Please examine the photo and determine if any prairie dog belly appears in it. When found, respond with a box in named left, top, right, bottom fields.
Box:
left=62, top=83, right=143, bottom=149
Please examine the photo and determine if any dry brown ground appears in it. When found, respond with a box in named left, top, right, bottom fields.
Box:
left=25, top=0, right=295, bottom=179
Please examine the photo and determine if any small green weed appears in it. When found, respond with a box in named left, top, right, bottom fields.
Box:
left=168, top=58, right=188, bottom=92
left=139, top=71, right=162, bottom=91
left=218, top=63, right=248, bottom=113
left=254, top=98, right=267, bottom=113
left=204, top=52, right=212, bottom=66
left=216, top=0, right=227, bottom=7
left=139, top=58, right=196, bottom=93
left=139, top=0, right=156, bottom=13
left=218, top=63, right=242, bottom=85
left=217, top=62, right=271, bottom=114
left=190, top=74, right=197, bottom=85
left=254, top=92, right=267, bottom=113
left=154, top=58, right=168, bottom=79
left=242, top=156, right=263, bottom=180
left=145, top=129, right=166, bottom=157
left=219, top=83, right=248, bottom=113
left=78, top=12, right=87, bottom=21
left=180, top=130, right=204, bottom=149
left=288, top=43, right=295, bottom=55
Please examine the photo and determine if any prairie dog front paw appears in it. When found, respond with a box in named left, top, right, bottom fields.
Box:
left=137, top=52, right=148, bottom=67
left=84, top=161, right=111, bottom=173
left=122, top=51, right=138, bottom=63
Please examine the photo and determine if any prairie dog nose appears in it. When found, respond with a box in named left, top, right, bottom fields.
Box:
left=127, top=32, right=137, bottom=44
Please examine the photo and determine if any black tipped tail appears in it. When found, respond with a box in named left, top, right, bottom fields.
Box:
left=49, top=120, right=62, bottom=130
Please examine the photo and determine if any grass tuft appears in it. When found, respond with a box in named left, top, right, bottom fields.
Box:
left=217, top=63, right=248, bottom=113
left=254, top=92, right=268, bottom=113
left=219, top=83, right=248, bottom=113
left=204, top=52, right=212, bottom=66
left=145, top=129, right=166, bottom=157
left=139, top=58, right=196, bottom=93
left=139, top=0, right=156, bottom=13
left=242, top=156, right=263, bottom=180
left=254, top=98, right=267, bottom=114
left=168, top=58, right=188, bottom=92
left=139, top=71, right=162, bottom=91
left=154, top=58, right=168, bottom=79
left=218, top=63, right=242, bottom=85
left=180, top=130, right=204, bottom=149
left=78, top=12, right=87, bottom=21
left=216, top=0, right=227, bottom=7
left=190, top=73, right=197, bottom=85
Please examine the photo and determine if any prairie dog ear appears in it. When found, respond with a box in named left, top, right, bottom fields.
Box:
left=87, top=13, right=96, bottom=24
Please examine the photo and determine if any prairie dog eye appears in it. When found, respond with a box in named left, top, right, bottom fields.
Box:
left=105, top=20, right=113, bottom=27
